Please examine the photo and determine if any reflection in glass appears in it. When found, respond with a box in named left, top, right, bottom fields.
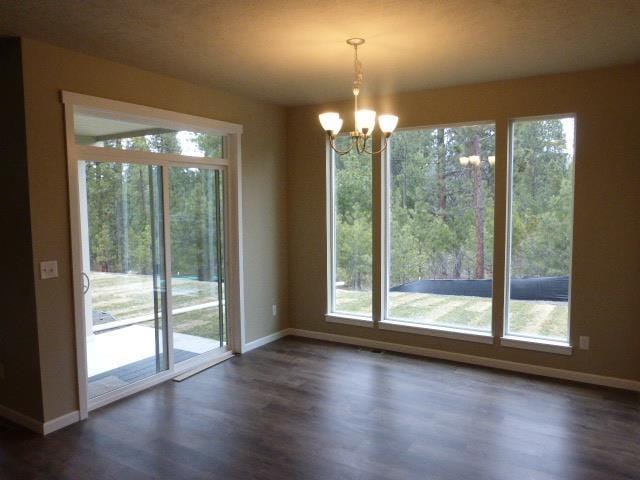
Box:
left=74, top=112, right=223, bottom=158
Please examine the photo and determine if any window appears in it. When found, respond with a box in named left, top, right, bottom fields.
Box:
left=74, top=112, right=224, bottom=158
left=328, top=135, right=373, bottom=318
left=325, top=114, right=576, bottom=352
left=385, top=124, right=496, bottom=333
left=505, top=116, right=575, bottom=343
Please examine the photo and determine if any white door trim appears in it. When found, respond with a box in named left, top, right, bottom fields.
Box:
left=63, top=91, right=245, bottom=420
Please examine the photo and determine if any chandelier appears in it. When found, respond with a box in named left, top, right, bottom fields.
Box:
left=319, top=38, right=399, bottom=156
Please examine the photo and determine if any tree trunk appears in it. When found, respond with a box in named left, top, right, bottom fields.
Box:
left=139, top=168, right=150, bottom=275
left=471, top=136, right=485, bottom=279
left=402, top=173, right=407, bottom=208
left=436, top=129, right=446, bottom=214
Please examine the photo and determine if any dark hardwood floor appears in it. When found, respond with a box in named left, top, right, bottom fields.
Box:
left=1, top=336, right=639, bottom=479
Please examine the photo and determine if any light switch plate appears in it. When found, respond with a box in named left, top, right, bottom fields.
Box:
left=40, top=260, right=59, bottom=279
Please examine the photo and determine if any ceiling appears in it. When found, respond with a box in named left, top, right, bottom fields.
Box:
left=74, top=113, right=156, bottom=138
left=1, top=0, right=639, bottom=106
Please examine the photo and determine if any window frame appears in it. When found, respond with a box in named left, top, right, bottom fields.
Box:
left=501, top=114, right=576, bottom=353
left=324, top=116, right=576, bottom=354
left=380, top=123, right=497, bottom=343
left=325, top=134, right=373, bottom=326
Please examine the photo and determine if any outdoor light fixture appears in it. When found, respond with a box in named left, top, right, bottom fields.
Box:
left=459, top=155, right=496, bottom=167
left=319, top=38, right=399, bottom=156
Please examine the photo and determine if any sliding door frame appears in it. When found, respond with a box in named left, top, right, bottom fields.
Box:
left=63, top=92, right=245, bottom=419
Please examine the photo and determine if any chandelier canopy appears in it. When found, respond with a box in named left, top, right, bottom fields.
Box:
left=319, top=38, right=399, bottom=156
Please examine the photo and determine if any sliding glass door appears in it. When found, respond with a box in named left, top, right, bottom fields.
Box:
left=170, top=166, right=227, bottom=362
left=81, top=161, right=168, bottom=399
left=65, top=93, right=243, bottom=414
left=80, top=161, right=229, bottom=399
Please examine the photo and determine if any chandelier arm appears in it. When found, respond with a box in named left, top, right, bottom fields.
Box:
left=355, top=135, right=368, bottom=154
left=328, top=136, right=354, bottom=156
left=361, top=135, right=390, bottom=155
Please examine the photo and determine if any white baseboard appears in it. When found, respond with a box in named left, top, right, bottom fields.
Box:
left=288, top=328, right=640, bottom=392
left=0, top=403, right=42, bottom=433
left=242, top=328, right=292, bottom=353
left=43, top=410, right=80, bottom=435
left=0, top=404, right=81, bottom=435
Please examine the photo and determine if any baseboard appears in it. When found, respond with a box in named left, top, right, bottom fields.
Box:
left=4, top=327, right=634, bottom=437
left=242, top=328, right=292, bottom=353
left=288, top=328, right=640, bottom=392
left=0, top=403, right=81, bottom=435
left=42, top=410, right=81, bottom=435
left=0, top=403, right=42, bottom=433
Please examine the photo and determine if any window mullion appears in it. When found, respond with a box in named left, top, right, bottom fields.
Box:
left=372, top=130, right=383, bottom=326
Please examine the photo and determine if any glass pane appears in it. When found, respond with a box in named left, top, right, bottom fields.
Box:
left=83, top=161, right=168, bottom=398
left=387, top=125, right=496, bottom=332
left=74, top=112, right=223, bottom=158
left=507, top=117, right=575, bottom=341
left=332, top=136, right=372, bottom=317
left=170, top=167, right=226, bottom=360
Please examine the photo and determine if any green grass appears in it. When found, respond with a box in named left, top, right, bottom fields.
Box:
left=91, top=272, right=223, bottom=339
left=140, top=307, right=224, bottom=340
left=92, top=272, right=568, bottom=342
left=336, top=289, right=568, bottom=340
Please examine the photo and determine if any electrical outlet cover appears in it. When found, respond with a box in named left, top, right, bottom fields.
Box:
left=40, top=260, right=59, bottom=279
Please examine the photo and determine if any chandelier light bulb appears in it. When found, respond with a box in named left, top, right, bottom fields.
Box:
left=488, top=155, right=496, bottom=166
left=469, top=155, right=481, bottom=166
left=332, top=118, right=344, bottom=135
left=459, top=156, right=469, bottom=166
left=378, top=115, right=399, bottom=134
left=319, top=112, right=342, bottom=135
left=356, top=109, right=376, bottom=134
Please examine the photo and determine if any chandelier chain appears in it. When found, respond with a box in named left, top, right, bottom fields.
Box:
left=352, top=44, right=363, bottom=96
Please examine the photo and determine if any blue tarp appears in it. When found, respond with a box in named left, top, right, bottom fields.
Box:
left=390, top=276, right=568, bottom=302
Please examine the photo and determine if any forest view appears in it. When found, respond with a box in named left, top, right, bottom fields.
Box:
left=85, top=131, right=226, bottom=341
left=333, top=119, right=574, bottom=340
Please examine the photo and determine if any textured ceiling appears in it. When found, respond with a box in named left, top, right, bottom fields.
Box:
left=1, top=0, right=639, bottom=105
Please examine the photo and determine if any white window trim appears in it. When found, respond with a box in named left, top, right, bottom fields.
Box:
left=501, top=336, right=572, bottom=355
left=325, top=313, right=373, bottom=327
left=63, top=91, right=242, bottom=136
left=75, top=144, right=230, bottom=168
left=379, top=319, right=494, bottom=344
left=325, top=136, right=373, bottom=321
left=503, top=114, right=576, bottom=351
left=63, top=91, right=245, bottom=420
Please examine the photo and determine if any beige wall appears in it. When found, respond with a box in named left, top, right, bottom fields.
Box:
left=286, top=64, right=640, bottom=382
left=20, top=38, right=288, bottom=421
left=0, top=38, right=43, bottom=421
